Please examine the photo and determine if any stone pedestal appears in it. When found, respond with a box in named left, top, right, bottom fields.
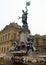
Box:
left=19, top=29, right=30, bottom=45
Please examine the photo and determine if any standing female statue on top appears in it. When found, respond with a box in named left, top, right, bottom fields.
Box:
left=18, top=1, right=30, bottom=29
left=22, top=10, right=28, bottom=29
left=22, top=10, right=28, bottom=25
left=22, top=1, right=30, bottom=29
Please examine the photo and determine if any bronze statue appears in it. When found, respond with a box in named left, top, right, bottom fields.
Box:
left=18, top=1, right=30, bottom=29
left=22, top=10, right=28, bottom=25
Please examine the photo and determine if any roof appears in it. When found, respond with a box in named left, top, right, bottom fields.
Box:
left=42, top=35, right=46, bottom=39
left=0, top=22, right=21, bottom=33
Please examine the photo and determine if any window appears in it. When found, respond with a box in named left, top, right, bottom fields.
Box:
left=1, top=37, right=2, bottom=42
left=36, top=38, right=39, bottom=46
left=7, top=47, right=9, bottom=51
left=2, top=47, right=3, bottom=52
left=3, top=36, right=4, bottom=41
left=4, top=47, right=6, bottom=53
left=14, top=33, right=16, bottom=41
left=43, top=39, right=45, bottom=45
left=5, top=34, right=7, bottom=41
left=8, top=33, right=10, bottom=40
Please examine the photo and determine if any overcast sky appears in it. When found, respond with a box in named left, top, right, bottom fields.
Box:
left=0, top=0, right=46, bottom=35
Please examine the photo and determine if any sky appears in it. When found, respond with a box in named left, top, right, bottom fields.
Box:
left=0, top=0, right=46, bottom=35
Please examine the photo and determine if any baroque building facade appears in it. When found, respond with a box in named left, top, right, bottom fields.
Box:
left=0, top=23, right=21, bottom=54
left=0, top=22, right=46, bottom=54
left=30, top=34, right=46, bottom=54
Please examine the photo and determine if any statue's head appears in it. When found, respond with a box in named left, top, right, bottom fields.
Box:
left=22, top=10, right=24, bottom=13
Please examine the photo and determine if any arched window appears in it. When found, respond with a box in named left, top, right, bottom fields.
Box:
left=35, top=38, right=39, bottom=46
